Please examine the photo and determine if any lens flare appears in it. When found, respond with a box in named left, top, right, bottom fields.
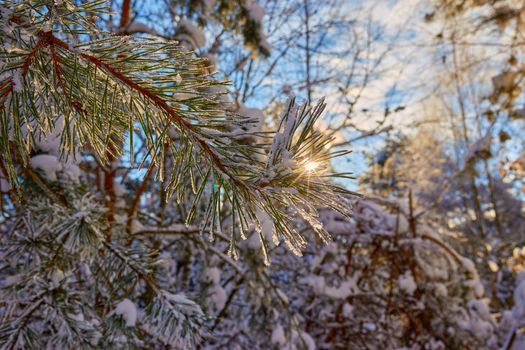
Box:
left=304, top=161, right=319, bottom=172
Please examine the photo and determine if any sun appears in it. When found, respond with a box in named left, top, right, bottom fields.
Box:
left=304, top=161, right=319, bottom=172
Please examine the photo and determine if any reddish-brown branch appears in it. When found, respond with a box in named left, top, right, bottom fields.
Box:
left=1, top=31, right=53, bottom=103
left=49, top=44, right=63, bottom=85
left=14, top=30, right=246, bottom=204
left=49, top=39, right=90, bottom=122
left=0, top=83, right=13, bottom=100
left=126, top=165, right=155, bottom=234
left=24, top=167, right=67, bottom=206
left=0, top=79, right=14, bottom=103
left=16, top=31, right=238, bottom=183
left=51, top=36, right=190, bottom=127
left=47, top=34, right=241, bottom=186
left=22, top=31, right=54, bottom=76
left=0, top=79, right=12, bottom=91
left=119, top=0, right=132, bottom=29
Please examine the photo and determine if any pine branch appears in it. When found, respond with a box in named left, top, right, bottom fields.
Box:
left=0, top=298, right=44, bottom=350
left=1, top=0, right=356, bottom=263
left=23, top=167, right=67, bottom=206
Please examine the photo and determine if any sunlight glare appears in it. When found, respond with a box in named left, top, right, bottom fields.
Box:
left=305, top=161, right=319, bottom=172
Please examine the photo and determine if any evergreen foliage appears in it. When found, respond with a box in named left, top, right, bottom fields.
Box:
left=0, top=0, right=354, bottom=347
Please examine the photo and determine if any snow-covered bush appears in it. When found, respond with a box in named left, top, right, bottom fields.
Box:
left=267, top=199, right=496, bottom=349
left=170, top=198, right=501, bottom=349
